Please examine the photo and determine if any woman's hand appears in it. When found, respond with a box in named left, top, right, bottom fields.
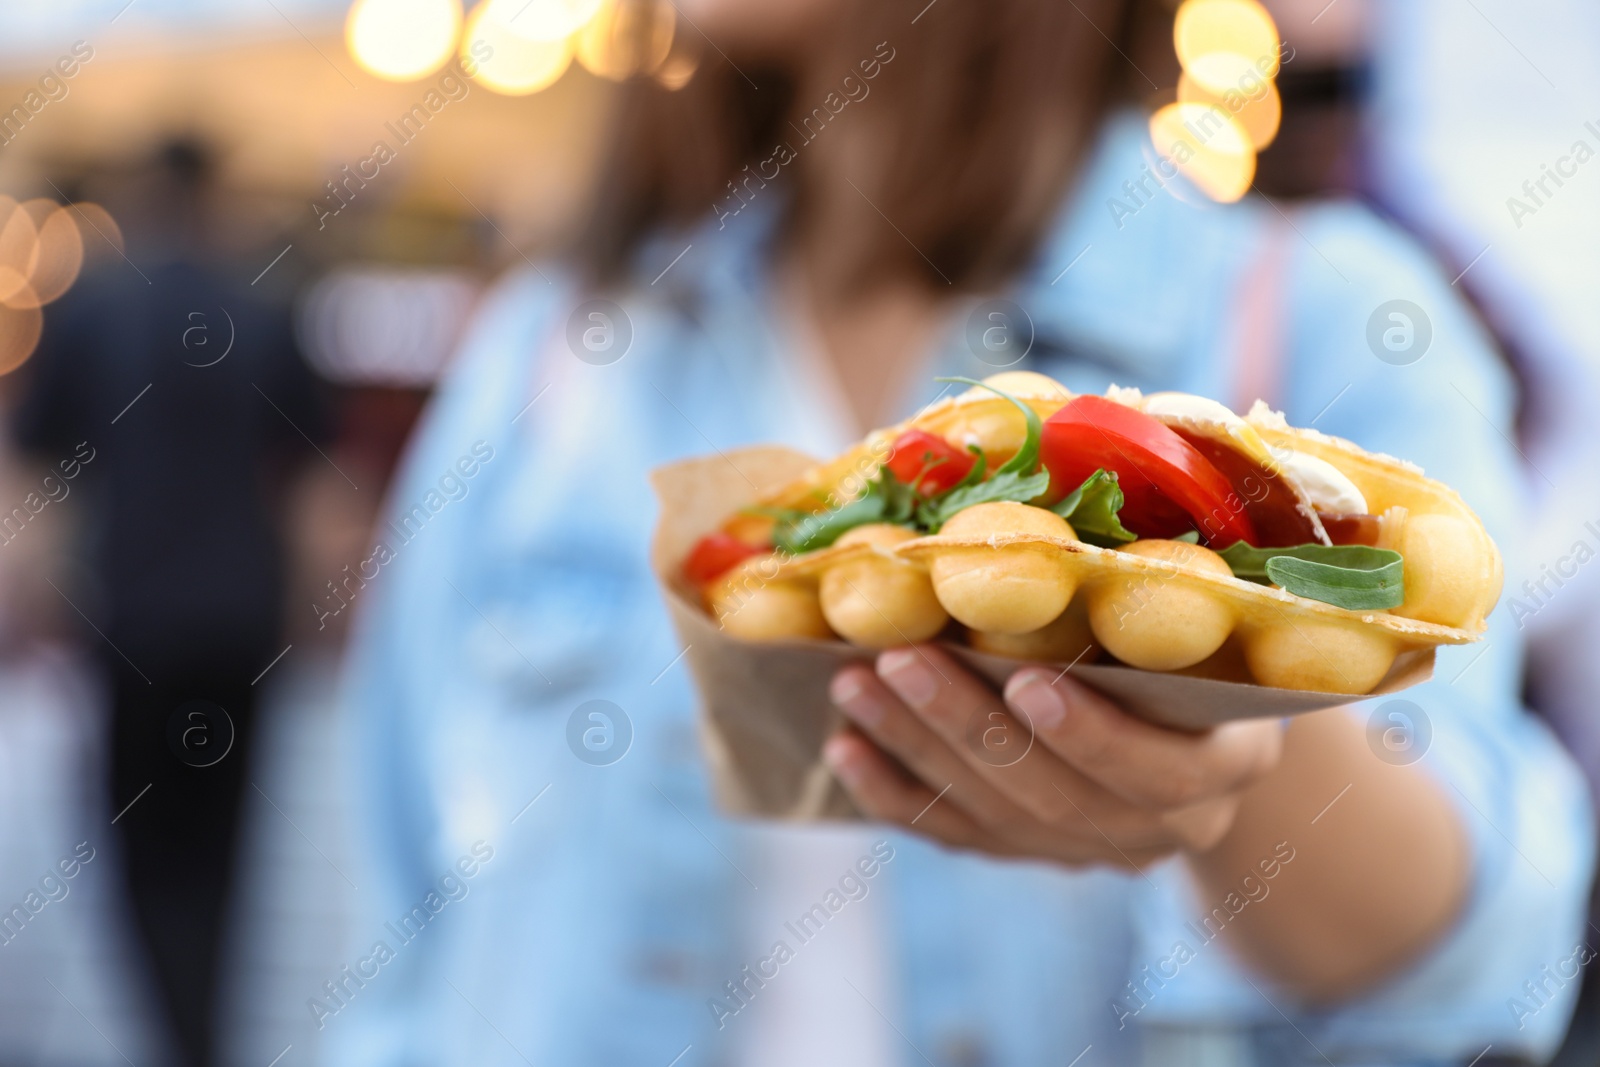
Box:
left=822, top=645, right=1283, bottom=868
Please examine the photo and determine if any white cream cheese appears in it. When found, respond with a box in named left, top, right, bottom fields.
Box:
left=1142, top=392, right=1241, bottom=426
left=1144, top=392, right=1368, bottom=514
left=1270, top=448, right=1368, bottom=513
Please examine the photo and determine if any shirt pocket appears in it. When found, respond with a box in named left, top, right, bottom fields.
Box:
left=461, top=534, right=655, bottom=701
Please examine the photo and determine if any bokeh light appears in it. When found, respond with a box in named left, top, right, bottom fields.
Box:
left=1178, top=71, right=1281, bottom=149
left=0, top=197, right=92, bottom=373
left=653, top=46, right=698, bottom=90
left=1148, top=102, right=1256, bottom=204
left=69, top=202, right=126, bottom=261
left=483, top=0, right=603, bottom=42
left=463, top=1, right=574, bottom=95
left=1173, top=0, right=1279, bottom=95
left=346, top=0, right=464, bottom=82
left=576, top=0, right=674, bottom=81
left=0, top=198, right=40, bottom=308
left=1158, top=0, right=1280, bottom=203
left=16, top=208, right=85, bottom=309
left=18, top=198, right=58, bottom=228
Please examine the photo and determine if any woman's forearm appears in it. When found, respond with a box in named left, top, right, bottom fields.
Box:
left=1185, top=705, right=1471, bottom=1001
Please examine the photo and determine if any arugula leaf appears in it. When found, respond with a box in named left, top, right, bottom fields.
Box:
left=740, top=503, right=811, bottom=524
left=916, top=377, right=1049, bottom=531
left=772, top=494, right=885, bottom=554
left=934, top=376, right=1041, bottom=477
left=772, top=378, right=1055, bottom=545
left=770, top=467, right=923, bottom=554
left=1173, top=530, right=1201, bottom=543
left=877, top=469, right=920, bottom=526
left=1265, top=555, right=1405, bottom=610
left=1217, top=542, right=1399, bottom=581
left=1051, top=469, right=1137, bottom=548
left=918, top=469, right=1051, bottom=532
left=947, top=444, right=987, bottom=493
left=1216, top=542, right=1405, bottom=611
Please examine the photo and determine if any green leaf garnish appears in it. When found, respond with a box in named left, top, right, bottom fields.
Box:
left=948, top=444, right=987, bottom=493
left=934, top=376, right=1041, bottom=477
left=1216, top=542, right=1405, bottom=610
left=878, top=470, right=919, bottom=526
left=772, top=494, right=886, bottom=554
left=772, top=378, right=1057, bottom=545
left=917, top=469, right=1051, bottom=533
left=1173, top=530, right=1201, bottom=543
left=1051, top=469, right=1137, bottom=548
left=914, top=377, right=1049, bottom=531
left=769, top=467, right=923, bottom=554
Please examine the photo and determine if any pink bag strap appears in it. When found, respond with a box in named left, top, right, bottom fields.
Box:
left=1229, top=214, right=1294, bottom=414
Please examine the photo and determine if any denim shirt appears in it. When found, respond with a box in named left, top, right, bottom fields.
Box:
left=325, top=115, right=1594, bottom=1067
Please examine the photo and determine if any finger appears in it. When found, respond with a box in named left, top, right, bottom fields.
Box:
left=1004, top=669, right=1283, bottom=811
left=826, top=732, right=1171, bottom=870
left=1160, top=795, right=1242, bottom=853
left=829, top=664, right=1027, bottom=828
left=875, top=647, right=1140, bottom=831
left=1041, top=772, right=1195, bottom=853
left=822, top=731, right=990, bottom=849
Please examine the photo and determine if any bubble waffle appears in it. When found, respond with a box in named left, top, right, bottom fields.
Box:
left=689, top=373, right=1498, bottom=696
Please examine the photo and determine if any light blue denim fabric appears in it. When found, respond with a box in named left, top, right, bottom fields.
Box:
left=323, top=114, right=1595, bottom=1067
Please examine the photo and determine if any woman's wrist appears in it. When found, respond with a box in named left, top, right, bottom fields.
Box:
left=1181, top=706, right=1471, bottom=1001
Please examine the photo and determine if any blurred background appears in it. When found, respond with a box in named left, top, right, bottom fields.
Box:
left=0, top=0, right=1595, bottom=1064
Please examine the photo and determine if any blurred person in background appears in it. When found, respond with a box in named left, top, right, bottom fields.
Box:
left=330, top=1, right=1594, bottom=1064
left=10, top=137, right=325, bottom=1067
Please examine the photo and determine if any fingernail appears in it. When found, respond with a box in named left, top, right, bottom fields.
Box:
left=830, top=673, right=884, bottom=727
left=1007, top=672, right=1067, bottom=731
left=823, top=735, right=862, bottom=786
left=879, top=649, right=939, bottom=709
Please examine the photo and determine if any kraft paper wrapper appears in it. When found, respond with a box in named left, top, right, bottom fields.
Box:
left=651, top=446, right=1435, bottom=821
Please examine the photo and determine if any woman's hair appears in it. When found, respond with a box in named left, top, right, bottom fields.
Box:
left=579, top=0, right=1169, bottom=293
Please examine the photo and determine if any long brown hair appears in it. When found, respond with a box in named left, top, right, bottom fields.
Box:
left=579, top=0, right=1170, bottom=293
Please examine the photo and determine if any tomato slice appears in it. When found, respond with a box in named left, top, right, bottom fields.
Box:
left=1173, top=430, right=1320, bottom=548
left=684, top=532, right=765, bottom=584
left=1320, top=512, right=1382, bottom=546
left=886, top=429, right=976, bottom=496
left=1039, top=395, right=1258, bottom=545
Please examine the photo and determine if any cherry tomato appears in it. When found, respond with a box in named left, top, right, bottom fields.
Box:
left=886, top=429, right=977, bottom=495
left=1039, top=395, right=1258, bottom=545
left=684, top=532, right=765, bottom=584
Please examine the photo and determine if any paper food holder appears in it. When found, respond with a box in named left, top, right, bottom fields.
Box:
left=650, top=446, right=1435, bottom=821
